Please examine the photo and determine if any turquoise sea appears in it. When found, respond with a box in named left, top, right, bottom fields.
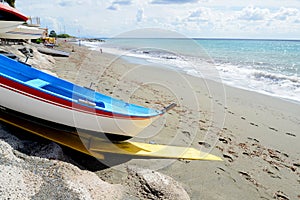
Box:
left=82, top=38, right=300, bottom=103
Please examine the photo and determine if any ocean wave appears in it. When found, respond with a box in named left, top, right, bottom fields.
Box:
left=80, top=39, right=300, bottom=103
left=252, top=71, right=300, bottom=84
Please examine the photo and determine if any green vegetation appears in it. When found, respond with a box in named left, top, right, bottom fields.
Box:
left=32, top=38, right=42, bottom=44
left=4, top=0, right=15, bottom=8
left=57, top=33, right=73, bottom=38
left=48, top=30, right=73, bottom=38
left=49, top=30, right=57, bottom=38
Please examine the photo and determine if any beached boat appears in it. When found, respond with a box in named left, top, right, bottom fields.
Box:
left=0, top=54, right=175, bottom=139
left=0, top=3, right=28, bottom=33
left=0, top=20, right=24, bottom=33
left=37, top=47, right=70, bottom=57
left=0, top=25, right=44, bottom=39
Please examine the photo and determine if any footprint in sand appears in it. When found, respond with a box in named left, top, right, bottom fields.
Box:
left=182, top=131, right=191, bottom=138
left=286, top=132, right=296, bottom=137
left=215, top=167, right=226, bottom=175
left=293, top=163, right=300, bottom=169
left=200, top=127, right=207, bottom=131
left=227, top=149, right=238, bottom=157
left=241, top=116, right=246, bottom=120
left=198, top=141, right=211, bottom=148
left=222, top=153, right=234, bottom=162
left=214, top=100, right=223, bottom=106
left=273, top=191, right=289, bottom=200
left=199, top=120, right=206, bottom=123
left=238, top=171, right=251, bottom=180
left=263, top=167, right=282, bottom=179
left=269, top=127, right=278, bottom=132
left=242, top=151, right=251, bottom=156
left=247, top=137, right=259, bottom=143
left=219, top=137, right=231, bottom=144
left=250, top=122, right=259, bottom=127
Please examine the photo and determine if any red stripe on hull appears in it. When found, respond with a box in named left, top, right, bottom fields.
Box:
left=0, top=76, right=156, bottom=120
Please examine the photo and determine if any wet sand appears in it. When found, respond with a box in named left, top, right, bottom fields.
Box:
left=54, top=41, right=300, bottom=200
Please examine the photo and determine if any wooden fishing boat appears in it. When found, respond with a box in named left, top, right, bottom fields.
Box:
left=0, top=25, right=45, bottom=39
left=0, top=54, right=175, bottom=139
left=0, top=21, right=24, bottom=34
left=37, top=47, right=70, bottom=57
left=0, top=3, right=28, bottom=33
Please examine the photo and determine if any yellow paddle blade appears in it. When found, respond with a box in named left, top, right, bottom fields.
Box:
left=0, top=114, right=222, bottom=161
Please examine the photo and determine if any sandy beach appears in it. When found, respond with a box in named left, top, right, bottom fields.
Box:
left=51, top=41, right=300, bottom=199
left=0, top=40, right=299, bottom=199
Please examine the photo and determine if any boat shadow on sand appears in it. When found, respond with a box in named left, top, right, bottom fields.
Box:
left=0, top=120, right=136, bottom=172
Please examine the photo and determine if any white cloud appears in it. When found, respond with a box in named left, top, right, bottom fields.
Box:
left=151, top=0, right=199, bottom=4
left=15, top=0, right=300, bottom=39
left=237, top=6, right=270, bottom=21
left=113, top=0, right=133, bottom=5
left=274, top=7, right=299, bottom=20
left=228, top=6, right=300, bottom=38
left=57, top=0, right=84, bottom=7
left=107, top=0, right=132, bottom=11
left=43, top=17, right=60, bottom=31
left=107, top=4, right=121, bottom=11
left=136, top=8, right=144, bottom=22
left=187, top=7, right=212, bottom=22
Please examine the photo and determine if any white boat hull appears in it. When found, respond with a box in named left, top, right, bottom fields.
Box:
left=0, top=83, right=157, bottom=137
left=0, top=21, right=24, bottom=34
left=0, top=25, right=44, bottom=39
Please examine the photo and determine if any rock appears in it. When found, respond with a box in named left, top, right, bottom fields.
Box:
left=30, top=161, right=124, bottom=200
left=0, top=137, right=124, bottom=199
left=0, top=124, right=24, bottom=150
left=25, top=142, right=66, bottom=160
left=126, top=166, right=190, bottom=200
left=58, top=163, right=124, bottom=200
left=0, top=165, right=42, bottom=199
left=0, top=140, right=22, bottom=163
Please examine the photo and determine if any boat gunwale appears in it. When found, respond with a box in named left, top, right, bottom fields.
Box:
left=0, top=55, right=163, bottom=119
left=0, top=3, right=29, bottom=21
left=0, top=75, right=162, bottom=120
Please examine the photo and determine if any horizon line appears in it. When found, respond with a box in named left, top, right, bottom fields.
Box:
left=76, top=36, right=300, bottom=41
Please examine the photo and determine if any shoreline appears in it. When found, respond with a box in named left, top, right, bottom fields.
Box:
left=123, top=53, right=300, bottom=107
left=55, top=41, right=300, bottom=199
left=79, top=39, right=300, bottom=105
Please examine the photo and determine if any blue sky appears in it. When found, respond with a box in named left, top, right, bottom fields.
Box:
left=16, top=0, right=300, bottom=39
